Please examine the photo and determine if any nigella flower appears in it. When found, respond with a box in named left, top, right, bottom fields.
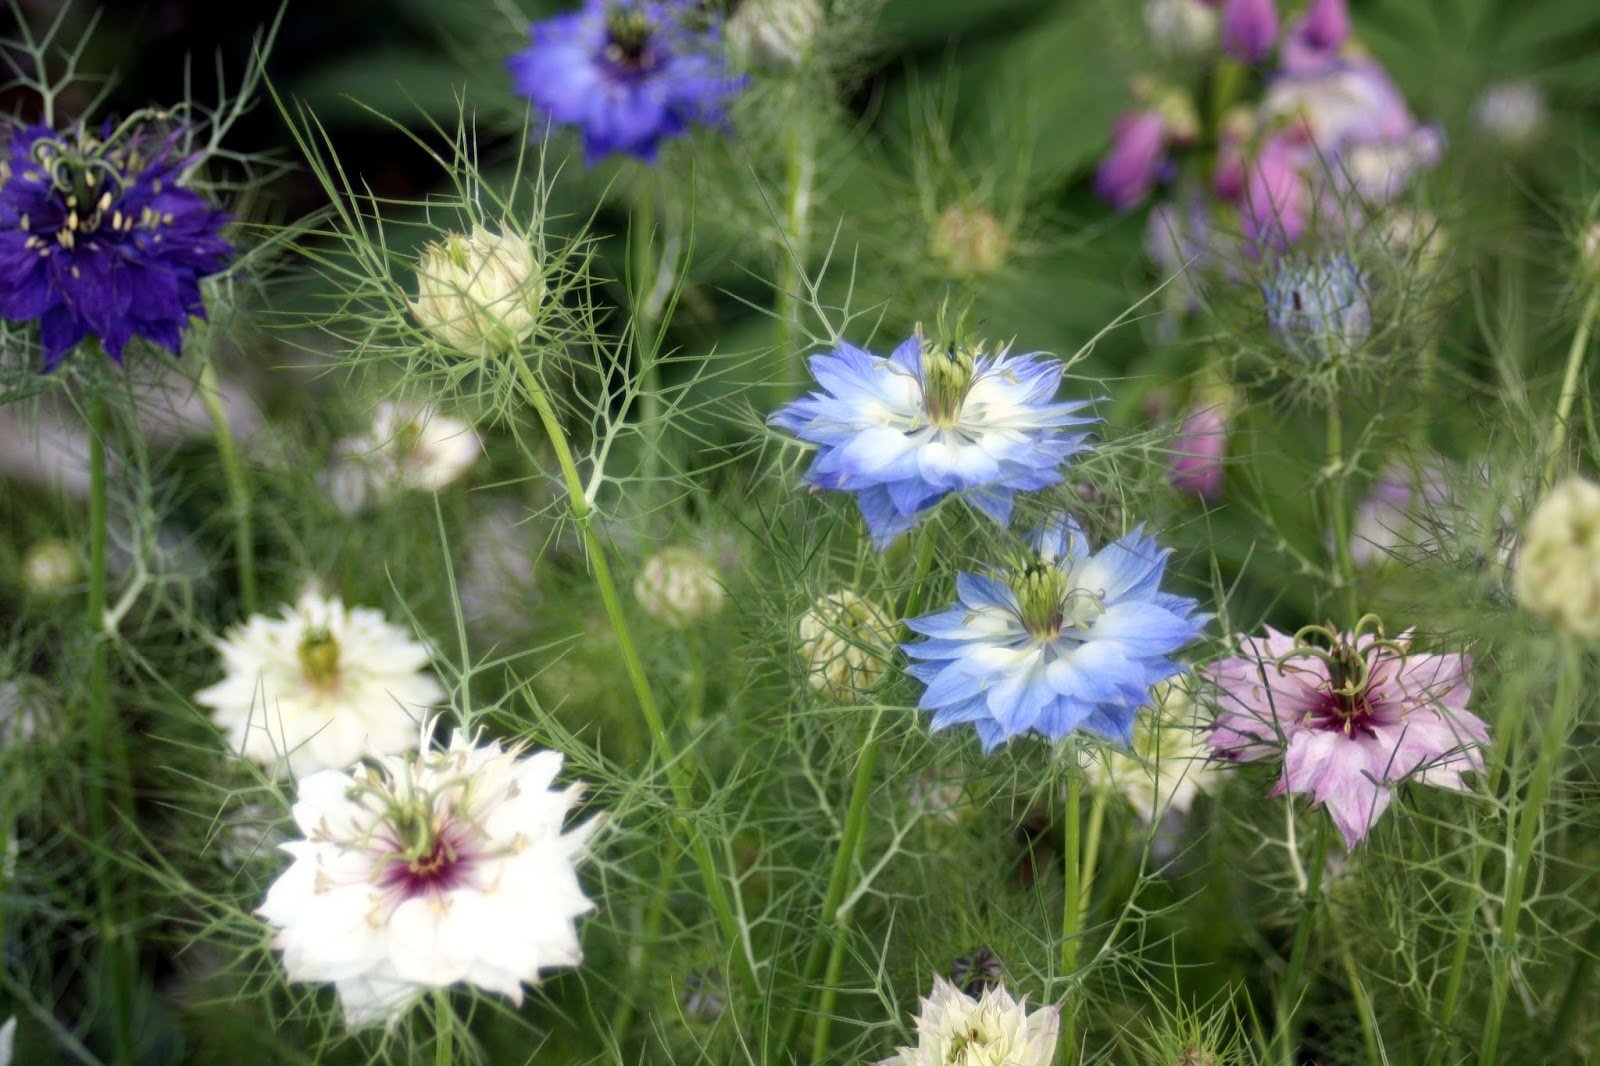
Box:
left=1095, top=110, right=1169, bottom=212
left=259, top=728, right=600, bottom=1027
left=903, top=515, right=1206, bottom=751
left=0, top=119, right=231, bottom=369
left=508, top=0, right=747, bottom=164
left=1203, top=619, right=1488, bottom=849
left=770, top=335, right=1096, bottom=550
left=1262, top=253, right=1370, bottom=363
left=194, top=590, right=444, bottom=777
left=876, top=976, right=1059, bottom=1066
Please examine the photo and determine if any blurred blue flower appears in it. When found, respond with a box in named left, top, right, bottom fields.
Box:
left=770, top=335, right=1096, bottom=550
left=0, top=121, right=232, bottom=370
left=1262, top=253, right=1370, bottom=363
left=903, top=516, right=1205, bottom=751
left=508, top=0, right=747, bottom=165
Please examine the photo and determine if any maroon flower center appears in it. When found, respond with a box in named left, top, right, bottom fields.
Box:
left=377, top=822, right=475, bottom=900
left=1306, top=685, right=1379, bottom=738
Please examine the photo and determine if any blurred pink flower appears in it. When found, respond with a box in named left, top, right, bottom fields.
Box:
left=1169, top=404, right=1228, bottom=500
left=1096, top=110, right=1169, bottom=211
left=1220, top=0, right=1279, bottom=64
left=1243, top=134, right=1310, bottom=252
left=1203, top=623, right=1488, bottom=849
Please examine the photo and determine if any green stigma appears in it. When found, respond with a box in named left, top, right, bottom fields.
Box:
left=921, top=343, right=977, bottom=427
left=297, top=627, right=342, bottom=689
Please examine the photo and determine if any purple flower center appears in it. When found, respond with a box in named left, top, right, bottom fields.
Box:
left=377, top=817, right=475, bottom=900
left=1307, top=685, right=1378, bottom=737
left=603, top=8, right=661, bottom=78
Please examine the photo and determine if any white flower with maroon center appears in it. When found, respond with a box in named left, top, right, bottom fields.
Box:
left=259, top=729, right=600, bottom=1028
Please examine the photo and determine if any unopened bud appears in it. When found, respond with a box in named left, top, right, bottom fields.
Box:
left=931, top=204, right=1010, bottom=277
left=22, top=539, right=80, bottom=593
left=797, top=590, right=896, bottom=702
left=1514, top=476, right=1600, bottom=637
left=727, top=0, right=823, bottom=69
left=634, top=547, right=726, bottom=628
left=411, top=225, right=544, bottom=354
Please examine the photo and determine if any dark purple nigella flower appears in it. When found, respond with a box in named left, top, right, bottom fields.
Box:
left=0, top=120, right=232, bottom=370
left=507, top=0, right=748, bottom=165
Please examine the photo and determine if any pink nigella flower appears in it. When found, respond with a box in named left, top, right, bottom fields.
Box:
left=1169, top=404, right=1228, bottom=500
left=1242, top=134, right=1310, bottom=253
left=1096, top=110, right=1169, bottom=212
left=1282, top=0, right=1349, bottom=73
left=1202, top=619, right=1488, bottom=849
left=1220, top=0, right=1279, bottom=64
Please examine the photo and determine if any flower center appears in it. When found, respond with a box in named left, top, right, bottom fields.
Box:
left=297, top=627, right=342, bottom=691
left=603, top=7, right=659, bottom=74
left=948, top=1025, right=993, bottom=1060
left=920, top=344, right=976, bottom=427
left=378, top=801, right=472, bottom=899
left=1011, top=563, right=1102, bottom=640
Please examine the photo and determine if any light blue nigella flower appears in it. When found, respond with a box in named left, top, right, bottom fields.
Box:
left=507, top=0, right=748, bottom=165
left=1262, top=254, right=1371, bottom=364
left=902, top=515, right=1206, bottom=751
left=769, top=334, right=1096, bottom=551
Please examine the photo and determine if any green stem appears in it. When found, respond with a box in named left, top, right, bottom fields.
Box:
left=512, top=360, right=750, bottom=989
left=807, top=707, right=885, bottom=1062
left=434, top=989, right=452, bottom=1066
left=786, top=535, right=938, bottom=1055
left=1542, top=286, right=1600, bottom=491
left=778, top=124, right=815, bottom=387
left=1481, top=637, right=1582, bottom=1066
left=1326, top=402, right=1357, bottom=624
left=1275, top=816, right=1330, bottom=1064
left=1548, top=912, right=1600, bottom=1052
left=1337, top=940, right=1382, bottom=1066
left=1060, top=769, right=1083, bottom=976
left=630, top=196, right=665, bottom=489
left=86, top=395, right=137, bottom=1065
left=197, top=348, right=256, bottom=613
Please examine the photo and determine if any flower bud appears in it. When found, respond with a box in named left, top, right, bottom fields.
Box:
left=1095, top=110, right=1168, bottom=212
left=727, top=0, right=823, bottom=70
left=1220, top=0, right=1278, bottom=64
left=1262, top=254, right=1371, bottom=364
left=1143, top=0, right=1218, bottom=58
left=411, top=225, right=543, bottom=354
left=931, top=204, right=1010, bottom=276
left=1472, top=80, right=1546, bottom=151
left=1514, top=476, right=1600, bottom=637
left=634, top=547, right=726, bottom=628
left=797, top=590, right=896, bottom=702
left=21, top=538, right=80, bottom=593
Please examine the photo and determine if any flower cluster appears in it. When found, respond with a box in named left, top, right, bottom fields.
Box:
left=0, top=119, right=232, bottom=368
left=259, top=729, right=599, bottom=1026
left=1203, top=619, right=1488, bottom=848
left=770, top=333, right=1096, bottom=550
left=509, top=0, right=748, bottom=164
left=1100, top=0, right=1440, bottom=283
left=195, top=590, right=444, bottom=777
left=904, top=516, right=1205, bottom=751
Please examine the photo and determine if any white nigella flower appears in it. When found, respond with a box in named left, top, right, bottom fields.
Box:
left=1083, top=679, right=1221, bottom=823
left=321, top=402, right=482, bottom=515
left=194, top=591, right=444, bottom=777
left=1515, top=476, right=1600, bottom=637
left=877, top=976, right=1060, bottom=1066
left=259, top=729, right=599, bottom=1028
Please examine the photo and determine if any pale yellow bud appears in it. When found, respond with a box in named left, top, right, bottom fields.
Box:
left=931, top=205, right=1010, bottom=277
left=797, top=590, right=896, bottom=702
left=727, top=0, right=823, bottom=69
left=411, top=225, right=543, bottom=354
left=634, top=547, right=726, bottom=628
left=21, top=539, right=80, bottom=593
left=1515, top=476, right=1600, bottom=637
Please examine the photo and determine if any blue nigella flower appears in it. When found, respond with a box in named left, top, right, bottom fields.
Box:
left=769, top=334, right=1097, bottom=551
left=902, top=515, right=1206, bottom=751
left=0, top=120, right=232, bottom=370
left=1262, top=253, right=1371, bottom=364
left=508, top=0, right=748, bottom=165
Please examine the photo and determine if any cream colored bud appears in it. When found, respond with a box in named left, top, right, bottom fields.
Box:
left=411, top=225, right=543, bottom=354
left=1515, top=476, right=1600, bottom=637
left=1083, top=679, right=1220, bottom=822
left=1143, top=0, right=1218, bottom=58
left=931, top=204, right=1010, bottom=277
left=634, top=547, right=726, bottom=628
left=727, top=0, right=823, bottom=70
left=22, top=539, right=80, bottom=593
left=797, top=590, right=896, bottom=702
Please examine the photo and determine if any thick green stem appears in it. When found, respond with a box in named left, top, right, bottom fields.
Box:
left=1274, top=816, right=1330, bottom=1064
left=513, top=360, right=750, bottom=990
left=197, top=349, right=256, bottom=613
left=1480, top=638, right=1582, bottom=1065
left=87, top=396, right=137, bottom=1064
left=1542, top=287, right=1600, bottom=491
left=434, top=989, right=452, bottom=1066
left=1326, top=403, right=1357, bottom=624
